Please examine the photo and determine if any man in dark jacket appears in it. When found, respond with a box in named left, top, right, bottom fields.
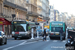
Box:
left=59, top=28, right=63, bottom=41
left=43, top=29, right=46, bottom=41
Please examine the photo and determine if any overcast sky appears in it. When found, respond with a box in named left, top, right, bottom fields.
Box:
left=49, top=0, right=75, bottom=16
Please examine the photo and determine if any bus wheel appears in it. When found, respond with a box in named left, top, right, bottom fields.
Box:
left=14, top=38, right=17, bottom=40
left=50, top=36, right=52, bottom=40
left=63, top=37, right=65, bottom=40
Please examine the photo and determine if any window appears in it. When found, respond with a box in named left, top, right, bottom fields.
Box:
left=13, top=24, right=27, bottom=32
left=51, top=27, right=63, bottom=32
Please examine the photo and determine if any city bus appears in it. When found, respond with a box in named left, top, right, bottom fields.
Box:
left=12, top=20, right=38, bottom=40
left=49, top=21, right=67, bottom=39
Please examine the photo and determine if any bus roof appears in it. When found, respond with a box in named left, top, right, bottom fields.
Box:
left=50, top=21, right=64, bottom=23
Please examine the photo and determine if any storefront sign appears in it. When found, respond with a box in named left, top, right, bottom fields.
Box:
left=0, top=21, right=3, bottom=24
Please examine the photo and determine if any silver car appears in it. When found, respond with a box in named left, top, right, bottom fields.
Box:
left=0, top=31, right=7, bottom=45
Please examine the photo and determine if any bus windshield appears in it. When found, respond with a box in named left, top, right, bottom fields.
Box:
left=51, top=27, right=63, bottom=32
left=13, top=24, right=27, bottom=32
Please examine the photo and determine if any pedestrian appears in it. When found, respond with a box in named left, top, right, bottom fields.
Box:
left=59, top=28, right=64, bottom=41
left=43, top=29, right=47, bottom=41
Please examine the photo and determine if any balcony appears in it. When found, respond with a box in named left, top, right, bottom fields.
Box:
left=37, top=5, right=46, bottom=12
left=27, top=11, right=40, bottom=17
left=4, top=0, right=27, bottom=12
left=26, top=1, right=37, bottom=8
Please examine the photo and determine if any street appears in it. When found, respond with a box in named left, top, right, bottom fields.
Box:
left=0, top=37, right=66, bottom=50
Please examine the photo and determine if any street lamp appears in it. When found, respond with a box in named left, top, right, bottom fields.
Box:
left=12, top=14, right=16, bottom=21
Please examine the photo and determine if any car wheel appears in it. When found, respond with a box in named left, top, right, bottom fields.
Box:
left=14, top=38, right=17, bottom=40
left=0, top=39, right=3, bottom=45
left=0, top=42, right=2, bottom=45
left=4, top=38, right=7, bottom=44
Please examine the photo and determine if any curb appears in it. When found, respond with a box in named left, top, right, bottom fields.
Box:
left=7, top=37, right=12, bottom=39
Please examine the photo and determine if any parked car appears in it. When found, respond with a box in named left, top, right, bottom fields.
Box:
left=0, top=31, right=7, bottom=45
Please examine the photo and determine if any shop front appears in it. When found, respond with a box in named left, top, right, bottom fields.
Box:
left=0, top=18, right=11, bottom=35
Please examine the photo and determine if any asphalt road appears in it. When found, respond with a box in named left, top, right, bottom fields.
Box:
left=0, top=37, right=67, bottom=50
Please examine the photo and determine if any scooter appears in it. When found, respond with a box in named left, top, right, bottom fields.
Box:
left=65, top=37, right=74, bottom=50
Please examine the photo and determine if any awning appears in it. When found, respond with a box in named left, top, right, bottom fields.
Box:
left=37, top=18, right=43, bottom=22
left=0, top=18, right=11, bottom=25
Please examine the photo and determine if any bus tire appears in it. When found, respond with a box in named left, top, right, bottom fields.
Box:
left=14, top=38, right=17, bottom=40
left=63, top=37, right=65, bottom=40
left=49, top=36, right=52, bottom=40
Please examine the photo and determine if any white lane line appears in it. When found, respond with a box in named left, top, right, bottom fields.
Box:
left=3, top=41, right=27, bottom=50
left=46, top=40, right=49, bottom=42
left=24, top=41, right=37, bottom=45
left=47, top=36, right=49, bottom=38
left=3, top=41, right=38, bottom=50
left=39, top=40, right=50, bottom=42
left=62, top=41, right=66, bottom=42
left=53, top=40, right=57, bottom=42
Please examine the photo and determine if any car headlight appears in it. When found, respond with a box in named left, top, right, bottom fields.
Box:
left=68, top=41, right=70, bottom=43
left=71, top=42, right=73, bottom=44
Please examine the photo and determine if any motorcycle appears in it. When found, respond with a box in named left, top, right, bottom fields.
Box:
left=65, top=37, right=74, bottom=50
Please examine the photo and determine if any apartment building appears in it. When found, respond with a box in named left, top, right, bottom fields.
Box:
left=0, top=0, right=3, bottom=17
left=49, top=5, right=59, bottom=22
left=56, top=10, right=59, bottom=21
left=37, top=0, right=43, bottom=22
left=41, top=0, right=49, bottom=24
left=0, top=0, right=27, bottom=36
left=26, top=0, right=39, bottom=22
left=3, top=0, right=27, bottom=21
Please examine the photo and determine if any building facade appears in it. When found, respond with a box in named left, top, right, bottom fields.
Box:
left=0, top=0, right=49, bottom=36
left=0, top=0, right=27, bottom=36
left=49, top=6, right=59, bottom=22
left=41, top=0, right=50, bottom=24
left=26, top=0, right=39, bottom=22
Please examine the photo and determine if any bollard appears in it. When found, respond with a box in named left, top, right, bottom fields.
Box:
left=37, top=31, right=39, bottom=38
left=66, top=28, right=68, bottom=39
left=31, top=28, right=34, bottom=39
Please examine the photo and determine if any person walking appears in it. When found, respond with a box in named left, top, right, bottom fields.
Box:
left=43, top=29, right=47, bottom=41
left=59, top=28, right=64, bottom=41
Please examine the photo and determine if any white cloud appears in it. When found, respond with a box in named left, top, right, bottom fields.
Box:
left=49, top=0, right=75, bottom=15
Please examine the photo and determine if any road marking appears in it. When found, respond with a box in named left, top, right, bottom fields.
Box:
left=46, top=40, right=49, bottom=42
left=3, top=41, right=27, bottom=50
left=24, top=41, right=37, bottom=45
left=47, top=36, right=49, bottom=38
left=53, top=40, right=57, bottom=42
left=3, top=41, right=38, bottom=50
left=62, top=41, right=66, bottom=42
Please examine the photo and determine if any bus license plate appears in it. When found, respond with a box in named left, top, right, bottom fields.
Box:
left=56, top=34, right=59, bottom=35
left=18, top=36, right=22, bottom=37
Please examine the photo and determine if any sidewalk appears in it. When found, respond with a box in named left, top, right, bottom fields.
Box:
left=6, top=35, right=12, bottom=39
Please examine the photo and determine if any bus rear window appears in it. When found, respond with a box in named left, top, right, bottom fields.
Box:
left=51, top=27, right=63, bottom=32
